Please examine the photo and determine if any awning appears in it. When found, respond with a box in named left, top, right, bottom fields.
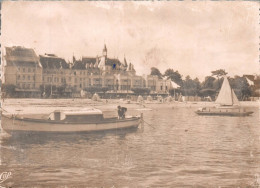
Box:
left=171, top=81, right=180, bottom=89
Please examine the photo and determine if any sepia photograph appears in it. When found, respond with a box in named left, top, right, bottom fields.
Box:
left=0, top=1, right=259, bottom=187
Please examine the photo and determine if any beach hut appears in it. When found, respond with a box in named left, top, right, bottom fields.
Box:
left=166, top=96, right=173, bottom=102
left=92, top=93, right=100, bottom=101
left=146, top=95, right=153, bottom=102
left=137, top=95, right=144, bottom=103
left=80, top=90, right=86, bottom=98
left=178, top=94, right=184, bottom=102
left=157, top=95, right=163, bottom=103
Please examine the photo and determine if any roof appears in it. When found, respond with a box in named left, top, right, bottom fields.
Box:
left=59, top=108, right=103, bottom=115
left=243, top=74, right=260, bottom=87
left=39, top=55, right=69, bottom=69
left=171, top=81, right=180, bottom=88
left=5, top=46, right=39, bottom=62
left=243, top=75, right=255, bottom=82
left=72, top=57, right=123, bottom=70
left=106, top=58, right=122, bottom=67
left=72, top=60, right=87, bottom=69
left=5, top=46, right=40, bottom=67
left=82, top=57, right=98, bottom=64
left=72, top=57, right=98, bottom=69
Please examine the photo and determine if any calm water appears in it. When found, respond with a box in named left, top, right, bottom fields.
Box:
left=1, top=106, right=260, bottom=187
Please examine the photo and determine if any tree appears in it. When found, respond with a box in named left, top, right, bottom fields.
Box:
left=229, top=76, right=251, bottom=100
left=211, top=69, right=228, bottom=77
left=211, top=69, right=228, bottom=90
left=180, top=76, right=201, bottom=96
left=202, top=76, right=216, bottom=89
left=150, top=67, right=162, bottom=78
left=164, top=69, right=183, bottom=86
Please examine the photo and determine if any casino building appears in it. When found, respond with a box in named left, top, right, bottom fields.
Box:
left=3, top=45, right=173, bottom=98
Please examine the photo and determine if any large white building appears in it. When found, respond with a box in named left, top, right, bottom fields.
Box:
left=3, top=45, right=175, bottom=97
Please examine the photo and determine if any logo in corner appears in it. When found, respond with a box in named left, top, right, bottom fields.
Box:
left=0, top=172, right=12, bottom=188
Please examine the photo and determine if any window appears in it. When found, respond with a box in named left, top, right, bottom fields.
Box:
left=23, top=68, right=25, bottom=72
left=28, top=68, right=31, bottom=72
left=166, top=86, right=168, bottom=90
left=28, top=76, right=30, bottom=80
left=17, top=75, right=20, bottom=80
left=33, top=68, right=35, bottom=72
left=23, top=75, right=25, bottom=80
left=161, top=85, right=163, bottom=90
left=33, top=84, right=35, bottom=88
left=33, top=76, right=35, bottom=81
left=28, top=84, right=30, bottom=89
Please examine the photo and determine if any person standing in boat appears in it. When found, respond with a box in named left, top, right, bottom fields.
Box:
left=117, top=106, right=122, bottom=119
left=121, top=107, right=127, bottom=118
left=117, top=106, right=127, bottom=119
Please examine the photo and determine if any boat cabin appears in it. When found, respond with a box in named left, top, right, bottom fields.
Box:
left=48, top=108, right=104, bottom=122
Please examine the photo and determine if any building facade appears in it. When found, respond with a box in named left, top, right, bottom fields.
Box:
left=3, top=45, right=173, bottom=97
left=3, top=46, right=42, bottom=97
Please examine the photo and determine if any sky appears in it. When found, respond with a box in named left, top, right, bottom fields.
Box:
left=1, top=1, right=259, bottom=80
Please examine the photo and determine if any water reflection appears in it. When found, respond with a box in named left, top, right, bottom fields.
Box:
left=0, top=106, right=260, bottom=187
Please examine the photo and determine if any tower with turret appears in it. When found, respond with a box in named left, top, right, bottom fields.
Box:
left=102, top=44, right=107, bottom=58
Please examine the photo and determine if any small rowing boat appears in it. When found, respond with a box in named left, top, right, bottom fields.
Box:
left=2, top=108, right=142, bottom=134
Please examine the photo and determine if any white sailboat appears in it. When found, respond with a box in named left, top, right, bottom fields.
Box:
left=215, top=76, right=239, bottom=107
left=196, top=76, right=253, bottom=116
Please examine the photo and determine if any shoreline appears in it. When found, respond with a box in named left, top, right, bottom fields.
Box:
left=2, top=98, right=259, bottom=115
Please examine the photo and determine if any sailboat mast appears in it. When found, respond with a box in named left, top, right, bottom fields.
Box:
left=231, top=88, right=234, bottom=105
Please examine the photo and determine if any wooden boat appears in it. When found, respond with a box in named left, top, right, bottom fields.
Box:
left=195, top=76, right=254, bottom=116
left=195, top=107, right=253, bottom=116
left=1, top=108, right=142, bottom=134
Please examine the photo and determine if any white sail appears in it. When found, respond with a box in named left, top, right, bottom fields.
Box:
left=215, top=76, right=239, bottom=106
left=231, top=89, right=239, bottom=105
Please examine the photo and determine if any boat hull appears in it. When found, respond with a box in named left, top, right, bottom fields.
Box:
left=1, top=115, right=141, bottom=134
left=195, top=111, right=253, bottom=116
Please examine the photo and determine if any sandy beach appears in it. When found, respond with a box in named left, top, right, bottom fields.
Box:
left=2, top=98, right=259, bottom=116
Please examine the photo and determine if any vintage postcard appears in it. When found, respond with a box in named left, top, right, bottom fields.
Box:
left=0, top=1, right=259, bottom=187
